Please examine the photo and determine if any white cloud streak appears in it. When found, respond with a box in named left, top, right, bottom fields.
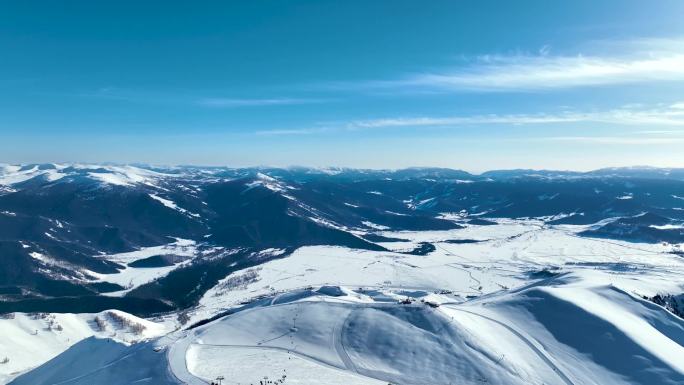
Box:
left=255, top=127, right=330, bottom=136
left=197, top=98, right=323, bottom=107
left=534, top=136, right=684, bottom=145
left=349, top=104, right=684, bottom=129
left=255, top=103, right=684, bottom=138
left=82, top=89, right=326, bottom=109
left=359, top=38, right=684, bottom=92
left=400, top=54, right=684, bottom=91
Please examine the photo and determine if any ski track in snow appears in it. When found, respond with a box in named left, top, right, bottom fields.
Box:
left=444, top=306, right=575, bottom=385
left=334, top=310, right=357, bottom=374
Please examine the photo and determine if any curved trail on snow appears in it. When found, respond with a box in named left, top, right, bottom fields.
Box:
left=443, top=305, right=576, bottom=385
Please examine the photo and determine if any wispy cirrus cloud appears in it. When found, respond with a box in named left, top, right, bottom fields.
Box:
left=81, top=88, right=327, bottom=108
left=254, top=127, right=330, bottom=136
left=358, top=38, right=684, bottom=92
left=197, top=97, right=326, bottom=108
left=349, top=114, right=580, bottom=128
left=533, top=136, right=684, bottom=145
left=349, top=103, right=684, bottom=129
left=400, top=54, right=684, bottom=92
left=255, top=102, right=684, bottom=136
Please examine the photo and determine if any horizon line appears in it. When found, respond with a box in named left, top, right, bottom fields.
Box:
left=1, top=162, right=681, bottom=176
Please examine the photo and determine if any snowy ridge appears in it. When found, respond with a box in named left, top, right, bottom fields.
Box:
left=245, top=172, right=293, bottom=193
left=0, top=165, right=66, bottom=186
left=149, top=194, right=201, bottom=218
left=0, top=310, right=170, bottom=383
left=0, top=164, right=175, bottom=188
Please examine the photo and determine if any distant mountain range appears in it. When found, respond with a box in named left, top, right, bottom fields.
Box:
left=1, top=164, right=683, bottom=316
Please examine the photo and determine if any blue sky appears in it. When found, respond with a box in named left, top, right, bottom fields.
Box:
left=2, top=0, right=684, bottom=171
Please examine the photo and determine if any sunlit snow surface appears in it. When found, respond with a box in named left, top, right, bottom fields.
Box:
left=0, top=311, right=170, bottom=384
left=85, top=239, right=199, bottom=295
left=6, top=219, right=684, bottom=385
left=0, top=164, right=173, bottom=188
left=187, top=345, right=384, bottom=385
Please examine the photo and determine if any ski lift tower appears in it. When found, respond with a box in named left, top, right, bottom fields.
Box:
left=215, top=376, right=225, bottom=385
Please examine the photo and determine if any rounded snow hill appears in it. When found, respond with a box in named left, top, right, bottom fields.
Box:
left=178, top=272, right=684, bottom=385
left=9, top=273, right=684, bottom=385
left=175, top=298, right=574, bottom=385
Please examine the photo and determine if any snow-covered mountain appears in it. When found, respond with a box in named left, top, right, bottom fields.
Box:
left=1, top=164, right=684, bottom=384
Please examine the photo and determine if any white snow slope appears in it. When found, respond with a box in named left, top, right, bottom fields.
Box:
left=0, top=310, right=170, bottom=383
left=5, top=219, right=684, bottom=385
